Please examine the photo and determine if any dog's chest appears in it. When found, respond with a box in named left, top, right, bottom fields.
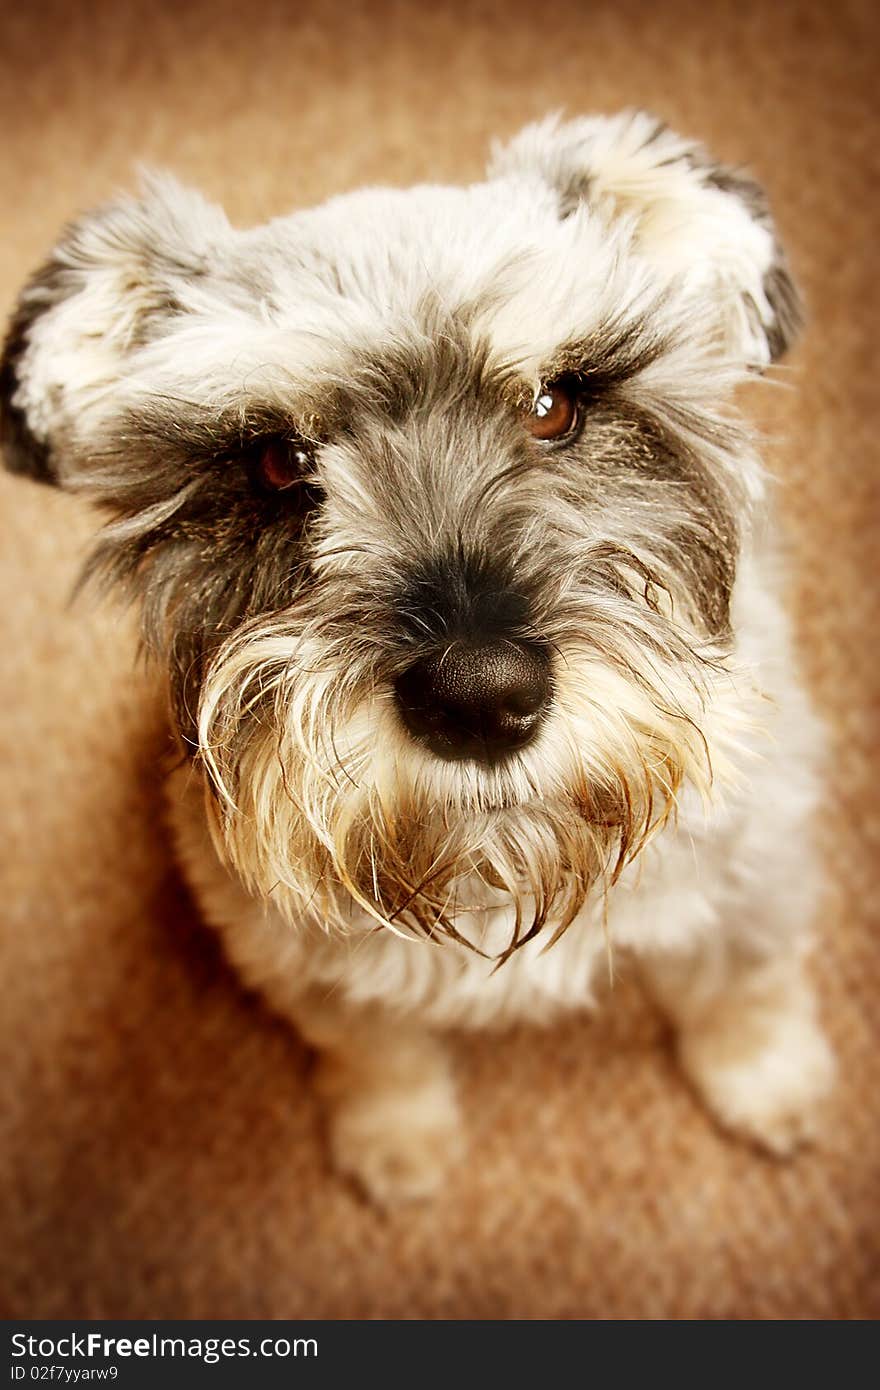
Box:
left=172, top=763, right=730, bottom=1032
left=286, top=818, right=722, bottom=1030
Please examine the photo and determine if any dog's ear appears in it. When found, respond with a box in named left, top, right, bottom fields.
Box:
left=489, top=112, right=802, bottom=369
left=0, top=175, right=230, bottom=486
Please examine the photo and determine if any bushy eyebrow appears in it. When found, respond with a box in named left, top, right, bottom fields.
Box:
left=99, top=396, right=319, bottom=471
left=541, top=315, right=668, bottom=391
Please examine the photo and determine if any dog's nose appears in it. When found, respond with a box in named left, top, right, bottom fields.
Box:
left=394, top=640, right=551, bottom=762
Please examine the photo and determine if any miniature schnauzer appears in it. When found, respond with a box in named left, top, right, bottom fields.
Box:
left=1, top=113, right=834, bottom=1203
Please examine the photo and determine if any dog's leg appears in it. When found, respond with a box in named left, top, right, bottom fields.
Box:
left=291, top=992, right=464, bottom=1205
left=640, top=943, right=834, bottom=1155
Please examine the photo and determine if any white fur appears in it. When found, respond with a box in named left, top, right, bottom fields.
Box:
left=8, top=112, right=832, bottom=1204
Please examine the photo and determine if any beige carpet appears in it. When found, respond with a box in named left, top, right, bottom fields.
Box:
left=1, top=0, right=878, bottom=1319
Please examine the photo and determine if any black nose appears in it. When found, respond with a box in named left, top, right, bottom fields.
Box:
left=394, top=640, right=552, bottom=762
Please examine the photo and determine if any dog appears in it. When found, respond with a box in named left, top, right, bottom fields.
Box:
left=1, top=112, right=834, bottom=1204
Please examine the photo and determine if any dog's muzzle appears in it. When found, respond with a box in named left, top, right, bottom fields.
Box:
left=394, top=639, right=551, bottom=762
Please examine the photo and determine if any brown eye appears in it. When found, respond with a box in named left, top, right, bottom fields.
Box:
left=523, top=383, right=578, bottom=441
left=257, top=438, right=311, bottom=491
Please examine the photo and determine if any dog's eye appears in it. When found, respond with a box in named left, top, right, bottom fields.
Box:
left=523, top=383, right=578, bottom=441
left=254, top=438, right=313, bottom=492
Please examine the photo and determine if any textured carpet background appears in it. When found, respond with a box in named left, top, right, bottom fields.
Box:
left=1, top=0, right=878, bottom=1319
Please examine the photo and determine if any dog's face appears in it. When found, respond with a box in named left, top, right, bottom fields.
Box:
left=1, top=113, right=799, bottom=952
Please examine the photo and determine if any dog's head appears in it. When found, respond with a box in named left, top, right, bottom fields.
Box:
left=1, top=113, right=800, bottom=952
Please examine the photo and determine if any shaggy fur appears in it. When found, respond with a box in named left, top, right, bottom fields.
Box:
left=0, top=111, right=834, bottom=1203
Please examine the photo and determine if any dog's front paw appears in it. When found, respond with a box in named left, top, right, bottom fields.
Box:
left=679, top=1004, right=836, bottom=1156
left=327, top=1081, right=465, bottom=1207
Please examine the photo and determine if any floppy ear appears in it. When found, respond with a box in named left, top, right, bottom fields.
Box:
left=489, top=111, right=802, bottom=369
left=0, top=176, right=230, bottom=486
